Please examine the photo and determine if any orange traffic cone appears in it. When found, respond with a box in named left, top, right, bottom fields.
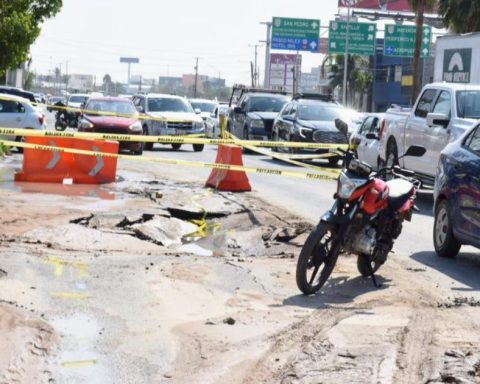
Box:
left=206, top=144, right=251, bottom=192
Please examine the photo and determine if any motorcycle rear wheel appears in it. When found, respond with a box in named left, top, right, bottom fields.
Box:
left=296, top=222, right=341, bottom=295
left=55, top=121, right=67, bottom=131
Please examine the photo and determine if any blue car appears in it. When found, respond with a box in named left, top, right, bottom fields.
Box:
left=434, top=123, right=480, bottom=257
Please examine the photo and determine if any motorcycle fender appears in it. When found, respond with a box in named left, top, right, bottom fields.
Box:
left=320, top=210, right=349, bottom=225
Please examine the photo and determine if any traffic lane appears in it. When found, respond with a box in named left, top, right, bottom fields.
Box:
left=122, top=146, right=436, bottom=255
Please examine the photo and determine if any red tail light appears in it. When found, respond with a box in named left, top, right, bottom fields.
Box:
left=38, top=114, right=45, bottom=126
left=379, top=119, right=387, bottom=140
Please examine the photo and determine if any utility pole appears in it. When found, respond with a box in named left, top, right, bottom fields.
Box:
left=65, top=61, right=69, bottom=94
left=194, top=57, right=199, bottom=98
left=249, top=44, right=261, bottom=87
left=342, top=3, right=351, bottom=106
left=250, top=62, right=255, bottom=87
left=260, top=21, right=272, bottom=89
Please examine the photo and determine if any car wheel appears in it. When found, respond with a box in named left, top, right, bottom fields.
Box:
left=143, top=126, right=153, bottom=150
left=328, top=157, right=340, bottom=166
left=243, top=127, right=252, bottom=154
left=132, top=145, right=143, bottom=156
left=171, top=143, right=182, bottom=151
left=434, top=200, right=461, bottom=258
left=386, top=140, right=398, bottom=168
left=192, top=144, right=204, bottom=152
left=15, top=135, right=25, bottom=153
left=271, top=130, right=279, bottom=152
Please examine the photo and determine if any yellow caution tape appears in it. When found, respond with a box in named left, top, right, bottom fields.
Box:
left=227, top=132, right=341, bottom=176
left=0, top=127, right=348, bottom=150
left=0, top=139, right=339, bottom=182
left=61, top=360, right=97, bottom=368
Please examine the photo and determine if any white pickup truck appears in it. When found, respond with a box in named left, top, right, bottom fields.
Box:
left=380, top=82, right=480, bottom=184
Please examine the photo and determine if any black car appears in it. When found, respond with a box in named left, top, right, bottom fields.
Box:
left=0, top=86, right=36, bottom=103
left=272, top=95, right=361, bottom=164
left=228, top=86, right=289, bottom=140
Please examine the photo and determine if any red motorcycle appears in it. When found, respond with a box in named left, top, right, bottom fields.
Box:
left=296, top=119, right=425, bottom=295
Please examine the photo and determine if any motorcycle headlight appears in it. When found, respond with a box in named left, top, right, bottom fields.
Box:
left=194, top=121, right=204, bottom=129
left=337, top=172, right=366, bottom=200
left=129, top=121, right=142, bottom=132
left=79, top=119, right=94, bottom=130
left=250, top=119, right=264, bottom=129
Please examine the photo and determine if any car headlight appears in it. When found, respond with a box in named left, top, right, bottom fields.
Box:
left=194, top=121, right=204, bottom=129
left=337, top=172, right=366, bottom=200
left=129, top=121, right=142, bottom=132
left=79, top=119, right=94, bottom=130
left=298, top=126, right=313, bottom=139
left=250, top=119, right=264, bottom=129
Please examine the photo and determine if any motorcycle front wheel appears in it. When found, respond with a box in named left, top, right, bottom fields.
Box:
left=296, top=222, right=342, bottom=295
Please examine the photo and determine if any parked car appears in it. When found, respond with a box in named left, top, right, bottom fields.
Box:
left=271, top=95, right=361, bottom=164
left=189, top=99, right=218, bottom=121
left=67, top=93, right=90, bottom=110
left=350, top=113, right=386, bottom=169
left=433, top=123, right=480, bottom=258
left=132, top=93, right=205, bottom=152
left=47, top=96, right=66, bottom=112
left=205, top=104, right=230, bottom=138
left=228, top=85, right=289, bottom=140
left=381, top=83, right=480, bottom=185
left=78, top=97, right=143, bottom=155
left=0, top=86, right=36, bottom=104
left=0, top=94, right=46, bottom=152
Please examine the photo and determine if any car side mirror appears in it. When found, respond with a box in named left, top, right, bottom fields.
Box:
left=365, top=133, right=379, bottom=140
left=233, top=106, right=243, bottom=114
left=210, top=112, right=216, bottom=118
left=136, top=105, right=144, bottom=113
left=403, top=145, right=426, bottom=158
left=195, top=108, right=201, bottom=114
left=426, top=112, right=449, bottom=128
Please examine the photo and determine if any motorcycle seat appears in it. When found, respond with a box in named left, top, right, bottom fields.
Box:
left=386, top=178, right=414, bottom=211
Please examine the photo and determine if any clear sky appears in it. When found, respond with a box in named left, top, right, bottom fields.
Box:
left=30, top=0, right=340, bottom=85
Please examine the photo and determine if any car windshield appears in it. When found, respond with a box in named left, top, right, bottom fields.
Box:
left=298, top=104, right=348, bottom=121
left=85, top=100, right=137, bottom=116
left=70, top=95, right=88, bottom=103
left=248, top=97, right=288, bottom=112
left=148, top=98, right=193, bottom=113
left=218, top=106, right=229, bottom=115
left=457, top=91, right=480, bottom=119
left=191, top=102, right=216, bottom=113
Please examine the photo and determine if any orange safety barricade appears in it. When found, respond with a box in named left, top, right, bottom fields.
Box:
left=206, top=144, right=251, bottom=192
left=15, top=136, right=119, bottom=184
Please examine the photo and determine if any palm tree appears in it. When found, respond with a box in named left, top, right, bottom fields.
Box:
left=438, top=0, right=480, bottom=33
left=408, top=0, right=437, bottom=103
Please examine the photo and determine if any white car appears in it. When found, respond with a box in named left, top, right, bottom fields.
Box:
left=350, top=113, right=385, bottom=169
left=205, top=104, right=230, bottom=138
left=67, top=93, right=90, bottom=110
left=189, top=99, right=218, bottom=122
left=0, top=94, right=46, bottom=152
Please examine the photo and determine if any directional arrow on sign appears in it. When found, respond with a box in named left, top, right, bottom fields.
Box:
left=310, top=41, right=318, bottom=50
left=88, top=146, right=104, bottom=176
left=423, top=37, right=430, bottom=44
left=422, top=48, right=429, bottom=56
left=311, top=22, right=318, bottom=29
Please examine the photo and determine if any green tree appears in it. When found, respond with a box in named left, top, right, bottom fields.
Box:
left=408, top=0, right=436, bottom=103
left=438, top=0, right=480, bottom=33
left=0, top=0, right=63, bottom=77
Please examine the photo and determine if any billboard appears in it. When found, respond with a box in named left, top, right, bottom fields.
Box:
left=338, top=0, right=416, bottom=12
left=120, top=57, right=140, bottom=64
left=269, top=54, right=302, bottom=92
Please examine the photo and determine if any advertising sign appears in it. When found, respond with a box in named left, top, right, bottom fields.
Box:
left=443, top=49, right=472, bottom=83
left=338, top=0, right=417, bottom=13
left=270, top=54, right=302, bottom=92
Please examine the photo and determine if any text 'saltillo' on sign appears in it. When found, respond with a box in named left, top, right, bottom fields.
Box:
left=328, top=21, right=377, bottom=56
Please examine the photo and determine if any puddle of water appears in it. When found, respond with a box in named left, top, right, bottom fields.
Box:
left=176, top=243, right=213, bottom=257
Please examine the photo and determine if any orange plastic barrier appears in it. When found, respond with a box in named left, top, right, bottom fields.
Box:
left=15, top=136, right=119, bottom=184
left=205, top=144, right=251, bottom=192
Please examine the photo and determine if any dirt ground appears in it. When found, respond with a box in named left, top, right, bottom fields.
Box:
left=1, top=158, right=480, bottom=383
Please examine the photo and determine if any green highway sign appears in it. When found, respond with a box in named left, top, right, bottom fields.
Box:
left=272, top=17, right=320, bottom=52
left=384, top=25, right=432, bottom=58
left=328, top=21, right=376, bottom=56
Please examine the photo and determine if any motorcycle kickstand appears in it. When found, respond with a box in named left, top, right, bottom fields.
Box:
left=367, top=261, right=382, bottom=288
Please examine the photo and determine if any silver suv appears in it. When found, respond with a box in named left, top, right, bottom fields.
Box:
left=132, top=93, right=205, bottom=152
